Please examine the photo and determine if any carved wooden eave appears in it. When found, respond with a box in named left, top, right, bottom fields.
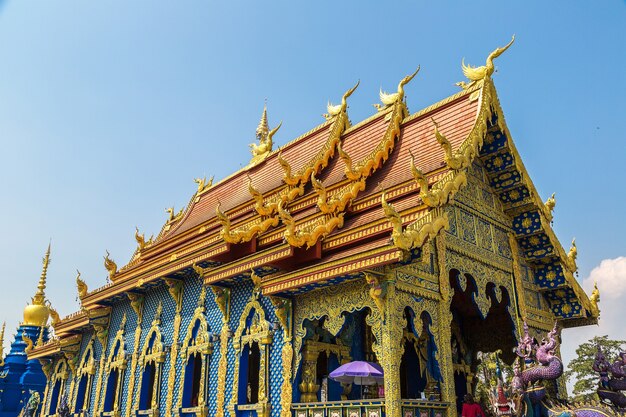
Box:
left=27, top=338, right=61, bottom=360
left=262, top=240, right=403, bottom=295
left=51, top=310, right=89, bottom=339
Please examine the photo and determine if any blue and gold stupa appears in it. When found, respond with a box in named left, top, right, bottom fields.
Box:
left=0, top=245, right=51, bottom=417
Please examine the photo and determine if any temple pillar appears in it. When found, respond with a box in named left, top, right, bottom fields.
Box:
left=298, top=347, right=319, bottom=402
left=436, top=235, right=457, bottom=417
left=380, top=278, right=404, bottom=417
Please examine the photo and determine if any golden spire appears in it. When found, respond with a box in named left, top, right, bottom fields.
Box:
left=256, top=102, right=269, bottom=140
left=33, top=242, right=51, bottom=306
left=23, top=244, right=52, bottom=326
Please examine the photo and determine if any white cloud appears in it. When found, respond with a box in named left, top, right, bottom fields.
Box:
left=562, top=256, right=626, bottom=394
left=582, top=256, right=626, bottom=300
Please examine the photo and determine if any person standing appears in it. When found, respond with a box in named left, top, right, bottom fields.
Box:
left=461, top=393, right=485, bottom=417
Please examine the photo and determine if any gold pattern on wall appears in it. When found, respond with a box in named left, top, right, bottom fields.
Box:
left=382, top=190, right=449, bottom=251
left=214, top=324, right=231, bottom=416
left=45, top=359, right=70, bottom=415
left=125, top=291, right=145, bottom=417
left=164, top=279, right=184, bottom=417
left=269, top=296, right=294, bottom=417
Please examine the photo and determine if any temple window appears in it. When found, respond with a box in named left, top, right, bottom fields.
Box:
left=230, top=301, right=272, bottom=417
left=102, top=319, right=128, bottom=417
left=47, top=359, right=69, bottom=415
left=179, top=300, right=213, bottom=413
left=103, top=368, right=120, bottom=412
left=138, top=304, right=166, bottom=413
left=243, top=341, right=261, bottom=404
left=73, top=340, right=96, bottom=414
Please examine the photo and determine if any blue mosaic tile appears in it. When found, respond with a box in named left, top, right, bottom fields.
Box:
left=483, top=152, right=513, bottom=173
left=498, top=186, right=530, bottom=204
left=512, top=211, right=541, bottom=235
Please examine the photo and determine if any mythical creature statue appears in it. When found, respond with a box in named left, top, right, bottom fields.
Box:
left=511, top=321, right=625, bottom=416
left=458, top=36, right=515, bottom=89
left=364, top=272, right=385, bottom=317
left=594, top=345, right=626, bottom=409
left=373, top=66, right=420, bottom=111
left=19, top=390, right=40, bottom=417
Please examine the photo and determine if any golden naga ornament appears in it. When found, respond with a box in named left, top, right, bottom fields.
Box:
left=194, top=175, right=214, bottom=194
left=374, top=66, right=420, bottom=111
left=323, top=80, right=360, bottom=120
left=103, top=250, right=118, bottom=281
left=249, top=104, right=282, bottom=165
left=76, top=270, right=88, bottom=300
left=458, top=35, right=515, bottom=89
left=409, top=150, right=467, bottom=208
left=381, top=190, right=449, bottom=251
left=544, top=192, right=556, bottom=221
left=566, top=238, right=578, bottom=272
left=589, top=281, right=600, bottom=313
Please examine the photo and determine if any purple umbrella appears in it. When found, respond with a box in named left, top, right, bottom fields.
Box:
left=329, top=361, right=384, bottom=385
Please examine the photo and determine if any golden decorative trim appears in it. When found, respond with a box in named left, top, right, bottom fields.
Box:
left=278, top=201, right=344, bottom=249
left=263, top=245, right=401, bottom=294
left=382, top=191, right=449, bottom=251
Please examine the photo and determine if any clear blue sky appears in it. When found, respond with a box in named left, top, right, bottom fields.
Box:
left=1, top=1, right=625, bottom=370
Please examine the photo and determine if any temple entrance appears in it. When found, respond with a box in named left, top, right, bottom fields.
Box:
left=400, top=308, right=437, bottom=400
left=448, top=269, right=517, bottom=413
left=297, top=309, right=377, bottom=403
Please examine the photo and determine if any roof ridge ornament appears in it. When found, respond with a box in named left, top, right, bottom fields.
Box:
left=249, top=103, right=282, bottom=166
left=458, top=35, right=515, bottom=89
left=374, top=66, right=419, bottom=111
left=324, top=80, right=360, bottom=120
left=103, top=250, right=118, bottom=282
left=76, top=270, right=88, bottom=301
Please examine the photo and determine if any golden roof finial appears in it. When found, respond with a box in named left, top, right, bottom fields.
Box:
left=458, top=35, right=515, bottom=89
left=250, top=102, right=282, bottom=165
left=32, top=242, right=51, bottom=306
left=256, top=101, right=269, bottom=140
